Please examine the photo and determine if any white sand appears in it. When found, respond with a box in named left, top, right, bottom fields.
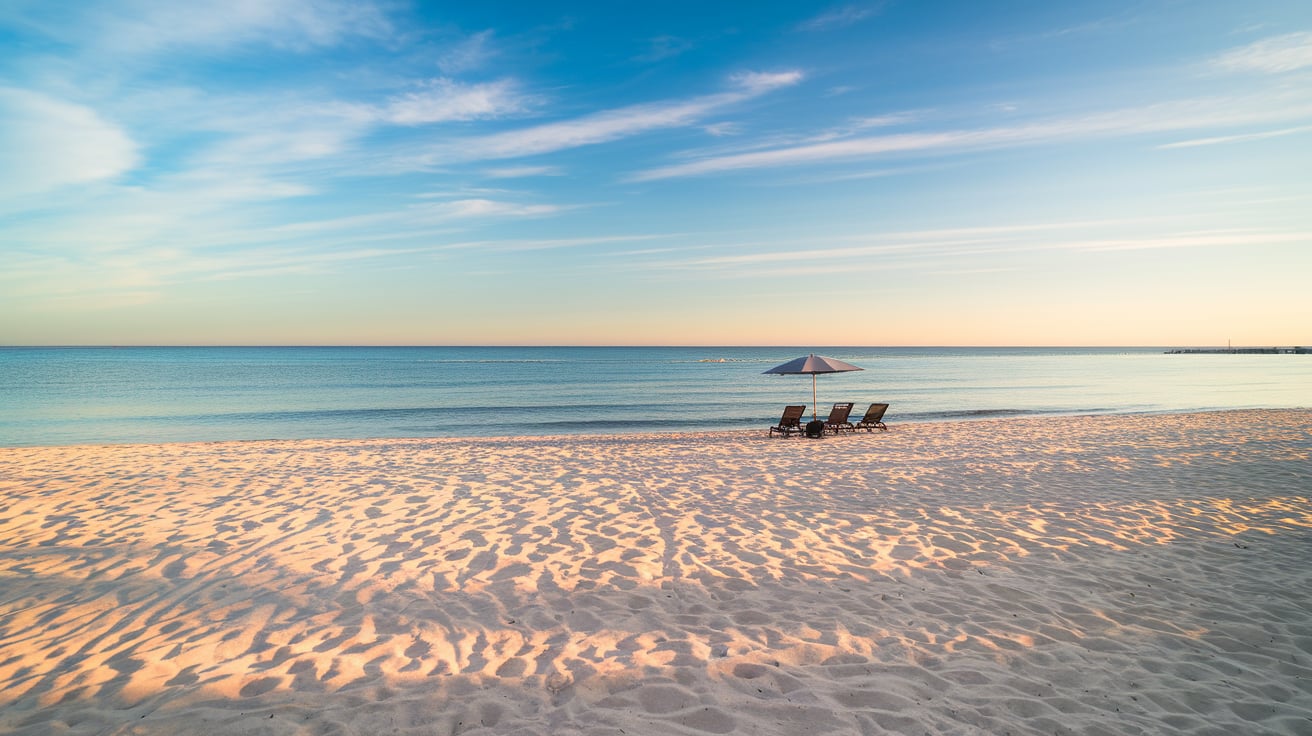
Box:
left=1, top=409, right=1310, bottom=735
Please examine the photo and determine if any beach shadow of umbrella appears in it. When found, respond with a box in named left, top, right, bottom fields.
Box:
left=763, top=353, right=863, bottom=423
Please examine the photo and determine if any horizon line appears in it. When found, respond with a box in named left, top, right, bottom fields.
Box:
left=3, top=343, right=1301, bottom=350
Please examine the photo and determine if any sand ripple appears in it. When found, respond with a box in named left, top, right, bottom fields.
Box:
left=1, top=409, right=1310, bottom=734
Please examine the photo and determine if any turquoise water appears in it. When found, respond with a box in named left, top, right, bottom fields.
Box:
left=0, top=346, right=1308, bottom=446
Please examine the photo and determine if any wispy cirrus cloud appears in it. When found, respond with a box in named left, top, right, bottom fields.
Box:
left=988, top=14, right=1139, bottom=52
left=438, top=234, right=675, bottom=252
left=91, top=0, right=393, bottom=54
left=0, top=4, right=532, bottom=203
left=648, top=220, right=1311, bottom=279
left=384, top=78, right=531, bottom=124
left=0, top=0, right=392, bottom=61
left=410, top=70, right=803, bottom=165
left=437, top=198, right=562, bottom=218
left=1214, top=31, right=1312, bottom=73
left=0, top=236, right=448, bottom=305
left=800, top=111, right=924, bottom=143
left=264, top=197, right=564, bottom=236
left=703, top=122, right=741, bottom=137
left=634, top=35, right=695, bottom=63
left=732, top=70, right=804, bottom=93
left=1071, top=230, right=1310, bottom=252
left=629, top=89, right=1312, bottom=181
left=0, top=87, right=139, bottom=198
left=148, top=93, right=377, bottom=180
left=1157, top=124, right=1312, bottom=149
left=0, top=185, right=574, bottom=302
left=436, top=29, right=496, bottom=74
left=799, top=5, right=878, bottom=32
left=628, top=129, right=998, bottom=181
left=483, top=165, right=564, bottom=178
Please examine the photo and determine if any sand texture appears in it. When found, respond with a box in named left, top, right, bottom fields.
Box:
left=1, top=409, right=1310, bottom=735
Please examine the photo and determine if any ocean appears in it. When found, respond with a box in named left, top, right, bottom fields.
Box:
left=1, top=346, right=1308, bottom=447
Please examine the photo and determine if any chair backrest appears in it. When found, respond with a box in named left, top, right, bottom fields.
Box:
left=826, top=402, right=854, bottom=423
left=779, top=405, right=806, bottom=427
left=861, top=403, right=889, bottom=423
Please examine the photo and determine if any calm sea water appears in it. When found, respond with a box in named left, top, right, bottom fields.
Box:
left=0, top=346, right=1308, bottom=446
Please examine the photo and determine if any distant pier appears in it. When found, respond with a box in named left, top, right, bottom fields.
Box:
left=1166, top=346, right=1310, bottom=354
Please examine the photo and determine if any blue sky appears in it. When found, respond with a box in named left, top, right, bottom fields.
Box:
left=2, top=1, right=1310, bottom=346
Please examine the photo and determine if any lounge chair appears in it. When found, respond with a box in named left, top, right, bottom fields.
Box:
left=854, top=403, right=889, bottom=432
left=769, top=405, right=807, bottom=437
left=823, top=402, right=855, bottom=434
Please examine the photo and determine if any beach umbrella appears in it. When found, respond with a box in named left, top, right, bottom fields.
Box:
left=763, top=353, right=864, bottom=422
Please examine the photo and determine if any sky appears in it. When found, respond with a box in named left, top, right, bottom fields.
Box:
left=2, top=1, right=1310, bottom=347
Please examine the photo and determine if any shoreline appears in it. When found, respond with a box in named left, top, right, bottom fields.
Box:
left=2, top=409, right=1310, bottom=735
left=3, top=405, right=1308, bottom=451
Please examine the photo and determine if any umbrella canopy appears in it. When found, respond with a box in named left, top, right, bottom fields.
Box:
left=763, top=353, right=864, bottom=422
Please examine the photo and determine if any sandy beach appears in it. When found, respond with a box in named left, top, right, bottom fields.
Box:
left=1, top=409, right=1310, bottom=735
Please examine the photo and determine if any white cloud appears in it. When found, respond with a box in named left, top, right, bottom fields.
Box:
left=261, top=196, right=563, bottom=239
left=414, top=187, right=512, bottom=199
left=483, top=165, right=563, bottom=178
left=412, top=70, right=803, bottom=165
left=988, top=15, right=1138, bottom=52
left=438, top=234, right=674, bottom=252
left=437, top=29, right=496, bottom=73
left=1068, top=231, right=1310, bottom=252
left=206, top=125, right=359, bottom=165
left=1214, top=31, right=1312, bottom=74
left=437, top=198, right=560, bottom=218
left=1157, top=125, right=1312, bottom=149
left=635, top=35, right=695, bottom=63
left=385, top=78, right=529, bottom=124
left=629, top=90, right=1312, bottom=180
left=450, top=101, right=711, bottom=160
left=730, top=70, right=805, bottom=94
left=93, top=0, right=392, bottom=54
left=703, top=122, right=741, bottom=137
left=853, top=112, right=920, bottom=129
left=799, top=5, right=876, bottom=32
left=172, top=96, right=376, bottom=176
left=0, top=182, right=575, bottom=300
left=797, top=111, right=923, bottom=144
left=630, top=130, right=975, bottom=180
left=0, top=88, right=139, bottom=197
left=648, top=222, right=1310, bottom=278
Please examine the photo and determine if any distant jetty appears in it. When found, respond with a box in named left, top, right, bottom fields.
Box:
left=1166, top=346, right=1310, bottom=354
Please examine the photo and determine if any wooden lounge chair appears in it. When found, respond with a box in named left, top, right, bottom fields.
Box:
left=823, top=402, right=855, bottom=434
left=855, top=403, right=889, bottom=432
left=769, top=405, right=807, bottom=437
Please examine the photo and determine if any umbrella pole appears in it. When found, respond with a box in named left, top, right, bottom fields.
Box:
left=812, top=374, right=817, bottom=422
